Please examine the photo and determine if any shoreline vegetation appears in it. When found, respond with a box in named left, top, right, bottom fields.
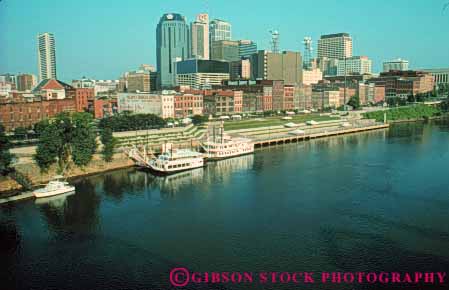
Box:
left=362, top=104, right=446, bottom=123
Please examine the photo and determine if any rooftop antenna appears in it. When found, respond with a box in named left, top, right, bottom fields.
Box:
left=303, top=37, right=313, bottom=70
left=269, top=30, right=280, bottom=53
left=204, top=0, right=210, bottom=16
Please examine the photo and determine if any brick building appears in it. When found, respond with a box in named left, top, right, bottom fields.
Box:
left=283, top=85, right=295, bottom=111
left=203, top=90, right=243, bottom=116
left=371, top=70, right=434, bottom=98
left=89, top=98, right=118, bottom=119
left=0, top=94, right=76, bottom=131
left=32, top=79, right=76, bottom=100
left=75, top=88, right=95, bottom=112
left=174, top=93, right=203, bottom=118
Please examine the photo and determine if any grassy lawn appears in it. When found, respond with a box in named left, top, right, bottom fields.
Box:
left=363, top=105, right=442, bottom=122
left=223, top=115, right=340, bottom=131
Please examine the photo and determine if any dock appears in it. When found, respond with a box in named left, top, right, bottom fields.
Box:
left=0, top=191, right=34, bottom=205
left=253, top=123, right=389, bottom=148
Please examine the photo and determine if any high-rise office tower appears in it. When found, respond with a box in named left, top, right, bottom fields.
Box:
left=156, top=13, right=190, bottom=88
left=37, top=32, right=57, bottom=81
left=252, top=50, right=303, bottom=85
left=210, top=40, right=240, bottom=62
left=317, top=33, right=352, bottom=59
left=191, top=13, right=209, bottom=60
left=209, top=19, right=231, bottom=43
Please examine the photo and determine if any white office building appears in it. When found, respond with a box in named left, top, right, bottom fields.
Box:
left=337, top=56, right=372, bottom=76
left=37, top=32, right=57, bottom=81
left=317, top=33, right=352, bottom=59
left=210, top=19, right=231, bottom=43
left=118, top=92, right=174, bottom=118
left=383, top=59, right=409, bottom=72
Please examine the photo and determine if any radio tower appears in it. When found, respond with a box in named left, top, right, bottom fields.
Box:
left=269, top=30, right=280, bottom=53
left=303, top=37, right=313, bottom=70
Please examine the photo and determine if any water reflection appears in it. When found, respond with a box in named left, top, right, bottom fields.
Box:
left=34, top=191, right=75, bottom=208
left=38, top=178, right=101, bottom=234
left=151, top=154, right=255, bottom=197
left=151, top=167, right=204, bottom=196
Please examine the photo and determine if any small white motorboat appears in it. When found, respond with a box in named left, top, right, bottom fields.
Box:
left=33, top=176, right=75, bottom=198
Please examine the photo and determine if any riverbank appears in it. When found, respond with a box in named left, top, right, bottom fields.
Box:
left=386, top=115, right=449, bottom=124
left=1, top=119, right=389, bottom=201
left=0, top=152, right=135, bottom=199
left=362, top=104, right=446, bottom=122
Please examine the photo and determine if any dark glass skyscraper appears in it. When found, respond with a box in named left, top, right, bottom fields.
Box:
left=156, top=13, right=190, bottom=88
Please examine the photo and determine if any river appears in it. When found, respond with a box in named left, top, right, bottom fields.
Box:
left=1, top=120, right=449, bottom=290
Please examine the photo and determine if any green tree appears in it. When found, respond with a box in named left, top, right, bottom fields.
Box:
left=13, top=127, right=28, bottom=139
left=407, top=94, right=416, bottom=103
left=99, top=113, right=166, bottom=131
left=0, top=123, right=13, bottom=175
left=192, top=115, right=208, bottom=125
left=34, top=112, right=97, bottom=173
left=71, top=113, right=97, bottom=167
left=34, top=119, right=50, bottom=135
left=347, top=95, right=361, bottom=109
left=100, top=126, right=117, bottom=162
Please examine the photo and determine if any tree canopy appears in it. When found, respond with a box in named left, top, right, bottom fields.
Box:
left=347, top=95, right=361, bottom=110
left=98, top=113, right=166, bottom=132
left=34, top=112, right=97, bottom=173
left=191, top=115, right=209, bottom=125
left=99, top=125, right=117, bottom=162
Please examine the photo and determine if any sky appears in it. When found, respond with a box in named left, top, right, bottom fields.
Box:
left=1, top=0, right=449, bottom=82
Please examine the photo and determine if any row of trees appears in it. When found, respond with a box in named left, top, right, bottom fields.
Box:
left=98, top=112, right=166, bottom=132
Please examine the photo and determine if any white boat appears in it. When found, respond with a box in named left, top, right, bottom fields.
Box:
left=35, top=191, right=75, bottom=206
left=33, top=176, right=75, bottom=198
left=202, top=122, right=254, bottom=160
left=147, top=148, right=204, bottom=174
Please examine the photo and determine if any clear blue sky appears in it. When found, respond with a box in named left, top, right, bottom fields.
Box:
left=1, top=0, right=449, bottom=82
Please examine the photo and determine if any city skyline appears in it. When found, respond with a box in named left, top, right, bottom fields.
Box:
left=1, top=0, right=449, bottom=81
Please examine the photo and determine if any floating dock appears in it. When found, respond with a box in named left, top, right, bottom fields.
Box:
left=0, top=191, right=34, bottom=205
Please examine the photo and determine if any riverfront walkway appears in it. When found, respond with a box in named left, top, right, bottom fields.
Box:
left=251, top=122, right=389, bottom=148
